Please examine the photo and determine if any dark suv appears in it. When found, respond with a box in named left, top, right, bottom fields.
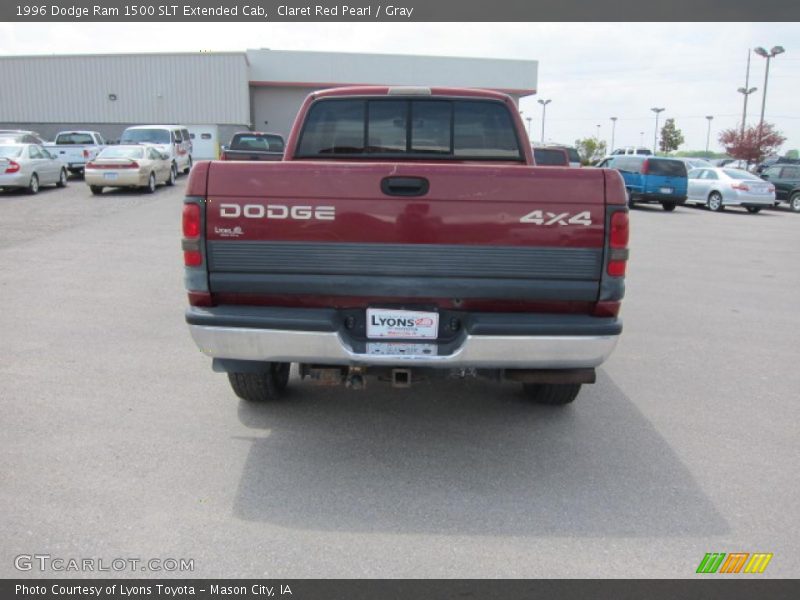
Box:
left=761, top=164, right=800, bottom=212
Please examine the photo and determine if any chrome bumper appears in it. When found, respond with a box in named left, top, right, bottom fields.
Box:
left=188, top=325, right=619, bottom=369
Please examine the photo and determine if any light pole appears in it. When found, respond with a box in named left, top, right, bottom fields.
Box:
left=737, top=86, right=758, bottom=137
left=537, top=99, right=551, bottom=143
left=526, top=117, right=532, bottom=138
left=754, top=45, right=785, bottom=136
left=650, top=107, right=665, bottom=154
left=610, top=117, right=617, bottom=153
left=705, top=115, right=714, bottom=155
left=640, top=131, right=644, bottom=146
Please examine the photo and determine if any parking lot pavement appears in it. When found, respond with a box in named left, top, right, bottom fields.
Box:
left=1, top=184, right=798, bottom=578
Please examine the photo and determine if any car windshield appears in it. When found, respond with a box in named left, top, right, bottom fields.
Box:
left=231, top=134, right=285, bottom=152
left=98, top=147, right=144, bottom=159
left=55, top=133, right=95, bottom=144
left=723, top=169, right=759, bottom=180
left=121, top=129, right=170, bottom=144
left=0, top=145, right=23, bottom=158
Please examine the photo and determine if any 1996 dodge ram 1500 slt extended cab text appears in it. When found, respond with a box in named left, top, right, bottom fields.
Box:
left=183, top=87, right=629, bottom=405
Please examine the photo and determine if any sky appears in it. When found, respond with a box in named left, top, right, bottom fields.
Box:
left=1, top=21, right=798, bottom=154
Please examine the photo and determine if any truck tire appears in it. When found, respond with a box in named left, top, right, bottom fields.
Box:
left=89, top=185, right=103, bottom=195
left=661, top=201, right=676, bottom=211
left=523, top=383, right=582, bottom=405
left=626, top=190, right=635, bottom=208
left=227, top=362, right=290, bottom=402
left=790, top=192, right=800, bottom=213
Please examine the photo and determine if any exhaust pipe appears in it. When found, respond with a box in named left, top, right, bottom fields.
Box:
left=391, top=368, right=412, bottom=388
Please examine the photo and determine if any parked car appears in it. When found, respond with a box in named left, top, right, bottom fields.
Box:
left=686, top=167, right=775, bottom=213
left=760, top=163, right=800, bottom=212
left=84, top=144, right=175, bottom=195
left=0, top=143, right=68, bottom=194
left=595, top=155, right=687, bottom=211
left=0, top=130, right=48, bottom=145
left=546, top=144, right=581, bottom=167
left=532, top=146, right=569, bottom=166
left=609, top=146, right=653, bottom=157
left=119, top=125, right=192, bottom=175
left=754, top=156, right=800, bottom=175
left=44, top=131, right=106, bottom=176
left=220, top=132, right=285, bottom=161
left=182, top=86, right=629, bottom=406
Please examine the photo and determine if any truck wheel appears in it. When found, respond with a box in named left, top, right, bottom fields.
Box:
left=56, top=168, right=68, bottom=188
left=661, top=201, right=676, bottom=211
left=746, top=206, right=762, bottom=214
left=183, top=156, right=192, bottom=174
left=27, top=174, right=39, bottom=195
left=626, top=190, right=635, bottom=208
left=89, top=185, right=103, bottom=195
left=707, top=192, right=724, bottom=212
left=227, top=362, right=290, bottom=402
left=522, top=383, right=582, bottom=405
left=790, top=192, right=800, bottom=213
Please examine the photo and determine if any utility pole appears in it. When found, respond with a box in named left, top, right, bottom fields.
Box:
left=610, top=117, right=617, bottom=153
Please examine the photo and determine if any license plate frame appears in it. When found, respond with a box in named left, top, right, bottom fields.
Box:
left=366, top=308, right=439, bottom=340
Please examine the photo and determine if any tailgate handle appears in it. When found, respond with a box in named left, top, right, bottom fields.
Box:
left=381, top=176, right=429, bottom=197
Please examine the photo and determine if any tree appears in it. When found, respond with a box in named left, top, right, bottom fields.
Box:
left=718, top=122, right=786, bottom=164
left=786, top=149, right=799, bottom=159
left=659, top=118, right=684, bottom=154
left=574, top=137, right=607, bottom=165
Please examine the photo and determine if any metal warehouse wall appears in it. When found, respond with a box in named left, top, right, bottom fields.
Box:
left=250, top=86, right=315, bottom=139
left=0, top=53, right=249, bottom=125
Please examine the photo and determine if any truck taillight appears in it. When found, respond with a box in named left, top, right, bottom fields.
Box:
left=607, top=211, right=629, bottom=277
left=83, top=149, right=89, bottom=159
left=641, top=159, right=650, bottom=174
left=4, top=160, right=20, bottom=174
left=182, top=203, right=202, bottom=267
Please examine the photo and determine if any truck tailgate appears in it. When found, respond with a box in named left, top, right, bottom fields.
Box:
left=202, top=161, right=607, bottom=303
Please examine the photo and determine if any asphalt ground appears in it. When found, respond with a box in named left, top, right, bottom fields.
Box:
left=1, top=176, right=798, bottom=578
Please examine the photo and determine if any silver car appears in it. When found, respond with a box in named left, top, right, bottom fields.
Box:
left=687, top=167, right=776, bottom=213
left=0, top=144, right=68, bottom=194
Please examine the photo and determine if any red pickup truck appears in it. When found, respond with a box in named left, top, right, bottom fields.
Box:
left=183, top=87, right=628, bottom=406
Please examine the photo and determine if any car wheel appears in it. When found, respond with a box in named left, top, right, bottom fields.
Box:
left=790, top=192, right=800, bottom=213
left=661, top=201, right=676, bottom=212
left=522, top=383, right=582, bottom=406
left=707, top=191, right=724, bottom=212
left=89, top=185, right=103, bottom=195
left=183, top=156, right=192, bottom=174
left=746, top=206, right=762, bottom=214
left=166, top=164, right=176, bottom=186
left=227, top=363, right=291, bottom=402
left=56, top=168, right=68, bottom=188
left=27, top=174, right=39, bottom=195
left=144, top=172, right=156, bottom=194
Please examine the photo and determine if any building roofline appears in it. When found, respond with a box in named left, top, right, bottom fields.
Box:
left=250, top=80, right=536, bottom=97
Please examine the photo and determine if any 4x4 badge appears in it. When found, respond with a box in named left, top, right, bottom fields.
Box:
left=520, top=210, right=592, bottom=226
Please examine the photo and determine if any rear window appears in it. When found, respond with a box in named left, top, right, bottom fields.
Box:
left=0, top=145, right=23, bottom=158
left=647, top=159, right=687, bottom=177
left=231, top=134, right=285, bottom=152
left=781, top=167, right=800, bottom=179
left=533, top=148, right=568, bottom=166
left=55, top=133, right=94, bottom=145
left=296, top=98, right=523, bottom=161
left=98, top=146, right=144, bottom=159
left=722, top=169, right=759, bottom=180
left=120, top=128, right=171, bottom=144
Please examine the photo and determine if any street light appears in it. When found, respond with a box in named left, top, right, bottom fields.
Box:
left=640, top=131, right=644, bottom=146
left=737, top=85, right=758, bottom=137
left=753, top=45, right=785, bottom=136
left=610, top=117, right=617, bottom=153
left=650, top=107, right=665, bottom=154
left=537, top=99, right=551, bottom=143
left=705, top=115, right=714, bottom=155
left=595, top=124, right=601, bottom=143
left=526, top=117, right=532, bottom=138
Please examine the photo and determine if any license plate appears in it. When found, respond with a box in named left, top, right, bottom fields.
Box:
left=366, top=308, right=439, bottom=339
left=103, top=172, right=119, bottom=180
left=660, top=187, right=673, bottom=194
left=366, top=342, right=437, bottom=357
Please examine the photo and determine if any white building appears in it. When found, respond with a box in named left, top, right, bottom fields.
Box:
left=0, top=49, right=537, bottom=159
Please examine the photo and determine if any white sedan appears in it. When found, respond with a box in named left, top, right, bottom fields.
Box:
left=687, top=167, right=776, bottom=213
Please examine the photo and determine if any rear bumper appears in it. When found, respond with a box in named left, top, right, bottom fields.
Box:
left=632, top=192, right=687, bottom=204
left=186, top=306, right=621, bottom=369
left=0, top=173, right=28, bottom=187
left=85, top=170, right=146, bottom=187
